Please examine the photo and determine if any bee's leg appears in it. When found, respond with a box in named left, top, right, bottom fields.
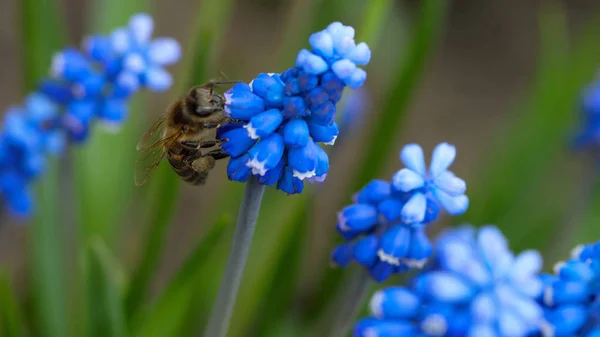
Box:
left=206, top=149, right=230, bottom=160
left=198, top=140, right=224, bottom=148
left=180, top=140, right=200, bottom=149
left=189, top=155, right=216, bottom=173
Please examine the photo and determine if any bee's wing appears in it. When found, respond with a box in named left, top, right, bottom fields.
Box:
left=134, top=118, right=181, bottom=186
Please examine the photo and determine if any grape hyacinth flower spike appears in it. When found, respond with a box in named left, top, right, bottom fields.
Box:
left=205, top=22, right=371, bottom=337
left=0, top=13, right=180, bottom=216
left=355, top=225, right=544, bottom=337
left=218, top=21, right=371, bottom=195
left=537, top=241, right=600, bottom=337
left=332, top=142, right=469, bottom=282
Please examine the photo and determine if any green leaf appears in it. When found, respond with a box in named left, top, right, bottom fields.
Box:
left=124, top=0, right=235, bottom=319
left=131, top=216, right=230, bottom=337
left=22, top=1, right=68, bottom=335
left=84, top=237, right=129, bottom=337
left=0, top=270, right=26, bottom=337
left=461, top=4, right=600, bottom=254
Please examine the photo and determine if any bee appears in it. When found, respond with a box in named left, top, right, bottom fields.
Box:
left=134, top=81, right=240, bottom=186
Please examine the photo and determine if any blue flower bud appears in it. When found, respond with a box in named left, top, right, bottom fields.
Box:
left=392, top=168, right=425, bottom=193
left=378, top=198, right=403, bottom=222
left=557, top=260, right=594, bottom=282
left=306, top=87, right=329, bottom=108
left=321, top=71, right=345, bottom=93
left=76, top=73, right=105, bottom=98
left=435, top=190, right=469, bottom=216
left=24, top=152, right=46, bottom=177
left=369, top=260, right=395, bottom=283
left=6, top=188, right=33, bottom=217
left=280, top=68, right=298, bottom=82
left=144, top=67, right=172, bottom=92
left=331, top=243, right=354, bottom=267
left=297, top=73, right=318, bottom=92
left=400, top=144, right=426, bottom=176
left=308, top=31, right=334, bottom=59
left=401, top=192, right=427, bottom=224
left=370, top=287, right=421, bottom=319
left=258, top=157, right=284, bottom=186
left=308, top=121, right=338, bottom=145
left=52, top=49, right=91, bottom=81
left=337, top=203, right=378, bottom=233
left=129, top=13, right=154, bottom=44
left=296, top=49, right=328, bottom=75
left=247, top=133, right=285, bottom=176
left=434, top=171, right=467, bottom=196
left=331, top=59, right=357, bottom=81
left=415, top=271, right=475, bottom=303
left=283, top=119, right=310, bottom=147
left=405, top=229, right=431, bottom=268
left=246, top=109, right=283, bottom=139
left=148, top=38, right=180, bottom=65
left=110, top=28, right=130, bottom=54
left=83, top=35, right=113, bottom=62
left=250, top=73, right=284, bottom=108
left=288, top=140, right=318, bottom=180
left=227, top=154, right=252, bottom=182
left=221, top=128, right=257, bottom=157
left=353, top=180, right=391, bottom=204
left=544, top=305, right=587, bottom=336
left=100, top=99, right=127, bottom=128
left=39, top=80, right=72, bottom=104
left=354, top=318, right=416, bottom=337
left=310, top=101, right=336, bottom=126
left=284, top=77, right=301, bottom=96
left=346, top=68, right=367, bottom=89
left=277, top=165, right=304, bottom=194
left=543, top=281, right=589, bottom=306
left=305, top=145, right=328, bottom=183
left=353, top=235, right=378, bottom=266
left=224, top=83, right=265, bottom=120
left=380, top=226, right=411, bottom=262
left=282, top=96, right=308, bottom=118
left=25, top=93, right=58, bottom=123
left=430, top=142, right=456, bottom=177
left=348, top=42, right=371, bottom=65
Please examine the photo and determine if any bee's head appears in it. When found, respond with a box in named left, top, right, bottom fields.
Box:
left=185, top=86, right=224, bottom=117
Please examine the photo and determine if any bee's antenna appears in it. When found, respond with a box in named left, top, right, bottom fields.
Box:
left=220, top=71, right=230, bottom=81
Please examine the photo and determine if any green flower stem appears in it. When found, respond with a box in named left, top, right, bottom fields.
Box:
left=203, top=176, right=266, bottom=337
left=330, top=269, right=372, bottom=337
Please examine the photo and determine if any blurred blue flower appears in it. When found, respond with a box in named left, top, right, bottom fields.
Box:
left=354, top=225, right=544, bottom=337
left=535, top=241, right=600, bottom=337
left=574, top=81, right=600, bottom=149
left=0, top=13, right=179, bottom=216
left=220, top=22, right=370, bottom=194
left=331, top=143, right=469, bottom=282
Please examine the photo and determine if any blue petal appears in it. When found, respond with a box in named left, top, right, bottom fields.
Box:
left=221, top=128, right=257, bottom=157
left=497, top=310, right=528, bottom=337
left=510, top=250, right=542, bottom=281
left=5, top=188, right=34, bottom=217
left=337, top=203, right=378, bottom=233
left=309, top=31, right=334, bottom=58
left=51, top=49, right=90, bottom=81
left=283, top=119, right=310, bottom=147
left=321, top=71, right=345, bottom=93
left=430, top=142, right=456, bottom=177
left=369, top=261, right=395, bottom=282
left=435, top=189, right=469, bottom=215
left=76, top=73, right=106, bottom=98
left=434, top=171, right=466, bottom=196
left=45, top=131, right=66, bottom=155
left=353, top=318, right=416, bottom=337
left=148, top=38, right=181, bottom=65
left=370, top=287, right=420, bottom=319
left=227, top=154, right=252, bottom=182
left=377, top=198, right=403, bottom=222
left=297, top=73, right=318, bottom=93
left=114, top=71, right=140, bottom=98
left=415, top=271, right=475, bottom=303
left=288, top=140, right=318, bottom=180
left=24, top=152, right=46, bottom=177
left=83, top=35, right=113, bottom=62
left=144, top=67, right=173, bottom=91
left=467, top=324, right=497, bottom=337
left=471, top=294, right=496, bottom=323
left=544, top=305, right=587, bottom=336
left=258, top=157, right=284, bottom=186
left=380, top=226, right=410, bottom=259
left=39, top=80, right=72, bottom=104
left=331, top=243, right=354, bottom=267
left=405, top=229, right=432, bottom=266
left=100, top=99, right=128, bottom=127
left=250, top=73, right=284, bottom=108
left=401, top=193, right=427, bottom=224
left=353, top=180, right=391, bottom=204
left=327, top=22, right=355, bottom=40
left=123, top=52, right=147, bottom=74
left=296, top=49, right=328, bottom=75
left=277, top=166, right=304, bottom=194
left=543, top=281, right=588, bottom=306
left=247, top=133, right=285, bottom=176
left=224, top=83, right=266, bottom=120
left=346, top=68, right=367, bottom=88
left=110, top=28, right=130, bottom=54
left=400, top=144, right=426, bottom=176
left=310, top=101, right=336, bottom=126
left=558, top=260, right=594, bottom=282
left=246, top=109, right=283, bottom=139
left=353, top=235, right=378, bottom=266
left=129, top=13, right=154, bottom=44
left=282, top=96, right=309, bottom=118
left=391, top=168, right=425, bottom=193
left=348, top=42, right=371, bottom=65
left=25, top=93, right=58, bottom=122
left=306, top=87, right=329, bottom=109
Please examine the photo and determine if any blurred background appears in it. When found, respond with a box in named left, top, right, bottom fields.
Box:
left=1, top=0, right=600, bottom=336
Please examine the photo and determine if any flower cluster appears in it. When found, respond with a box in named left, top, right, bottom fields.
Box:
left=355, top=225, right=544, bottom=337
left=331, top=143, right=469, bottom=281
left=218, top=22, right=370, bottom=194
left=574, top=81, right=600, bottom=149
left=536, top=241, right=600, bottom=337
left=0, top=13, right=180, bottom=216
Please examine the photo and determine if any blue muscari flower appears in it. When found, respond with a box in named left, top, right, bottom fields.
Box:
left=331, top=143, right=468, bottom=282
left=355, top=225, right=544, bottom=337
left=535, top=241, right=600, bottom=337
left=574, top=81, right=600, bottom=149
left=221, top=22, right=370, bottom=194
left=0, top=13, right=179, bottom=216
